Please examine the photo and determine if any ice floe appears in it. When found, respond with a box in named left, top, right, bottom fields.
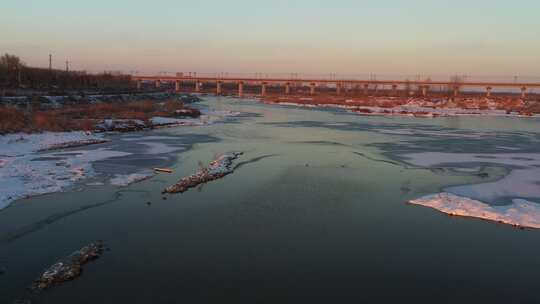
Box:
left=110, top=171, right=155, bottom=187
left=409, top=192, right=540, bottom=229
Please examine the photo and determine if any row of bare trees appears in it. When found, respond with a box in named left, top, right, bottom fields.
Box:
left=0, top=53, right=134, bottom=93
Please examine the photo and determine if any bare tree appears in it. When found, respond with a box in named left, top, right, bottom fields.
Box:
left=0, top=53, right=24, bottom=69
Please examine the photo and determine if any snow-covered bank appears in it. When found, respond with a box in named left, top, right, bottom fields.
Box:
left=97, top=109, right=241, bottom=132
left=269, top=100, right=540, bottom=118
left=0, top=132, right=128, bottom=210
left=409, top=193, right=540, bottom=229
left=0, top=108, right=242, bottom=210
left=0, top=132, right=108, bottom=157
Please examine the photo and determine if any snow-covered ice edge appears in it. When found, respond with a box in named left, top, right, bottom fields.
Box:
left=409, top=192, right=540, bottom=229
left=270, top=101, right=540, bottom=118
left=0, top=132, right=124, bottom=210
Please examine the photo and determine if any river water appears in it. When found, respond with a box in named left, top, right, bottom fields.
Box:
left=1, top=96, right=540, bottom=303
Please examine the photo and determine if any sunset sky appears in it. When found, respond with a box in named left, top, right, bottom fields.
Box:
left=2, top=0, right=539, bottom=79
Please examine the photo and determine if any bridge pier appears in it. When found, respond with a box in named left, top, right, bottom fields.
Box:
left=363, top=84, right=369, bottom=96
left=521, top=87, right=527, bottom=99
left=310, top=83, right=316, bottom=95
left=195, top=81, right=201, bottom=92
left=285, top=82, right=290, bottom=95
left=453, top=86, right=459, bottom=98
left=238, top=82, right=244, bottom=97
left=136, top=80, right=142, bottom=90
left=175, top=80, right=181, bottom=92
left=261, top=82, right=267, bottom=96
left=486, top=87, right=492, bottom=98
left=154, top=79, right=161, bottom=89
left=217, top=81, right=222, bottom=95
left=336, top=82, right=342, bottom=96
left=422, top=86, right=428, bottom=97
left=392, top=84, right=398, bottom=96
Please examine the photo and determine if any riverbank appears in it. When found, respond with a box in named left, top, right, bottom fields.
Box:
left=0, top=93, right=203, bottom=134
left=262, top=95, right=540, bottom=118
left=0, top=105, right=240, bottom=210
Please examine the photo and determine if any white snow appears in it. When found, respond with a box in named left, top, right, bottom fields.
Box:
left=402, top=152, right=540, bottom=201
left=409, top=192, right=540, bottom=229
left=150, top=117, right=203, bottom=126
left=0, top=132, right=129, bottom=210
left=121, top=136, right=178, bottom=141
left=377, top=129, right=485, bottom=139
left=0, top=132, right=106, bottom=157
left=271, top=101, right=540, bottom=118
left=110, top=171, right=155, bottom=187
left=139, top=142, right=183, bottom=154
left=151, top=110, right=240, bottom=127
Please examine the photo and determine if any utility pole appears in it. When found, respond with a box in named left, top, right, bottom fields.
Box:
left=48, top=54, right=53, bottom=88
left=17, top=63, right=21, bottom=87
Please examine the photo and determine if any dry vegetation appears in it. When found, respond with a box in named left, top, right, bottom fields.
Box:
left=264, top=94, right=540, bottom=115
left=0, top=100, right=200, bottom=134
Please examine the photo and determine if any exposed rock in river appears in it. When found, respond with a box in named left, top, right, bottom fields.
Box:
left=163, top=152, right=243, bottom=194
left=31, top=241, right=105, bottom=291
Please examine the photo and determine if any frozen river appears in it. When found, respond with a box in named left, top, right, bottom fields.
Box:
left=2, top=96, right=540, bottom=303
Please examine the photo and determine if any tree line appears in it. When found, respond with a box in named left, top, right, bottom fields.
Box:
left=0, top=53, right=134, bottom=93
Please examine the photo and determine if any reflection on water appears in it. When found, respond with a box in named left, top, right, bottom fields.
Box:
left=2, top=97, right=540, bottom=303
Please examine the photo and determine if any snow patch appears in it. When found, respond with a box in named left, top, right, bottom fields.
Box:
left=402, top=152, right=540, bottom=201
left=110, top=171, right=155, bottom=187
left=0, top=132, right=129, bottom=210
left=409, top=192, right=540, bottom=229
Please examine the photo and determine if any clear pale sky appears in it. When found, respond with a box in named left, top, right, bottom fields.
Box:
left=1, top=0, right=539, bottom=78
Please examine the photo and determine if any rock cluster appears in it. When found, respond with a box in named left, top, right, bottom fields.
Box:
left=163, top=152, right=243, bottom=194
left=31, top=241, right=104, bottom=291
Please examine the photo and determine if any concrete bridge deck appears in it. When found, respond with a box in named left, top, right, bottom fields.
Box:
left=131, top=75, right=540, bottom=98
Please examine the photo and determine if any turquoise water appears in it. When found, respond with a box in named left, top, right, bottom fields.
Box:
left=1, top=97, right=540, bottom=303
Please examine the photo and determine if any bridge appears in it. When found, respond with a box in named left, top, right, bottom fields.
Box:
left=131, top=75, right=540, bottom=99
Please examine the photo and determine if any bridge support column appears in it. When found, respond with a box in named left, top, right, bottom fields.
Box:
left=486, top=87, right=492, bottom=98
left=453, top=86, right=459, bottom=98
left=136, top=80, right=142, bottom=90
left=175, top=80, right=181, bottom=92
left=310, top=83, right=316, bottom=95
left=217, top=81, right=222, bottom=95
left=363, top=84, right=369, bottom=96
left=154, top=79, right=161, bottom=89
left=392, top=84, right=398, bottom=96
left=238, top=82, right=244, bottom=97
left=261, top=82, right=267, bottom=96
left=195, top=81, right=201, bottom=92
left=285, top=82, right=290, bottom=95
left=422, top=86, right=428, bottom=97
left=336, top=82, right=342, bottom=96
left=521, top=87, right=527, bottom=99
